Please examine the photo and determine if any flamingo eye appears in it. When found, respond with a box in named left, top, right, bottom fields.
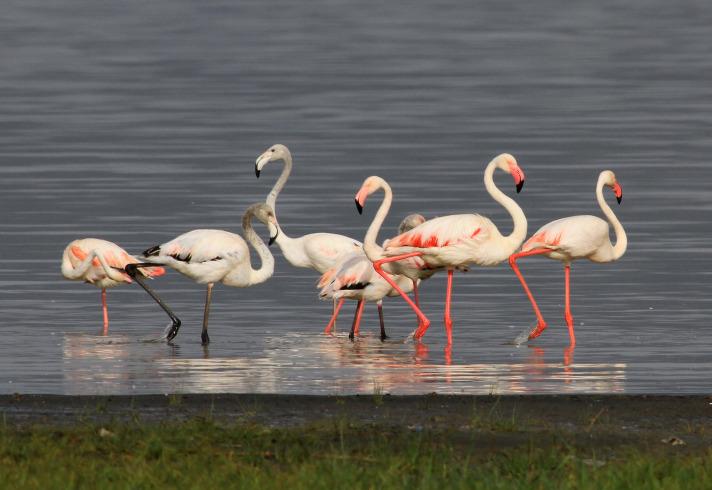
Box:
left=270, top=149, right=275, bottom=152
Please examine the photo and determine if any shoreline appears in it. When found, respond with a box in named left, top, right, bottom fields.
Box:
left=3, top=393, right=710, bottom=431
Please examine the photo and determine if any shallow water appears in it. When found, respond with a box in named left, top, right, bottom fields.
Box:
left=1, top=0, right=711, bottom=395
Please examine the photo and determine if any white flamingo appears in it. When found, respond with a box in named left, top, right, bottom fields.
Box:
left=359, top=154, right=528, bottom=344
left=126, top=203, right=278, bottom=345
left=509, top=170, right=627, bottom=347
left=61, top=238, right=165, bottom=333
left=255, top=144, right=362, bottom=272
left=317, top=213, right=425, bottom=341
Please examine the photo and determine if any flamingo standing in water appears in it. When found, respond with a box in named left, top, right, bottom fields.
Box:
left=318, top=213, right=425, bottom=341
left=359, top=154, right=528, bottom=344
left=126, top=203, right=278, bottom=345
left=61, top=238, right=165, bottom=333
left=509, top=170, right=627, bottom=347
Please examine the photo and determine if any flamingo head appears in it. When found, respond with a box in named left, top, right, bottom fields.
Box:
left=248, top=203, right=280, bottom=245
left=601, top=170, right=623, bottom=204
left=494, top=153, right=525, bottom=193
left=354, top=176, right=385, bottom=214
left=398, top=213, right=427, bottom=234
left=255, top=144, right=291, bottom=178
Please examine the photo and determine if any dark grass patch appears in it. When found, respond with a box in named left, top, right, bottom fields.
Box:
left=1, top=418, right=711, bottom=489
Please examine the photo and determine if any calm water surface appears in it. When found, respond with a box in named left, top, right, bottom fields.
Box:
left=1, top=0, right=711, bottom=395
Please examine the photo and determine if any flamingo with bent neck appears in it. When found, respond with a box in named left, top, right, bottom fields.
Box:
left=509, top=170, right=627, bottom=347
left=255, top=144, right=362, bottom=272
left=357, top=154, right=528, bottom=345
left=126, top=203, right=278, bottom=345
left=61, top=238, right=165, bottom=333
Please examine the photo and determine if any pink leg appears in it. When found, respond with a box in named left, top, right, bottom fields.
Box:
left=564, top=345, right=575, bottom=367
left=324, top=298, right=345, bottom=334
left=373, top=253, right=431, bottom=339
left=444, top=269, right=454, bottom=345
left=564, top=264, right=576, bottom=347
left=101, top=288, right=109, bottom=335
left=509, top=249, right=551, bottom=339
left=349, top=300, right=365, bottom=340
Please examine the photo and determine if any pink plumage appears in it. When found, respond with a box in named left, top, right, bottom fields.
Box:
left=61, top=238, right=165, bottom=331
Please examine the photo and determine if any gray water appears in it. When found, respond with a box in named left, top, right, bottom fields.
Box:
left=1, top=0, right=710, bottom=395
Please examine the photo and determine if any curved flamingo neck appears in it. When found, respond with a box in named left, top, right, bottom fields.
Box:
left=596, top=176, right=627, bottom=261
left=483, top=159, right=527, bottom=251
left=266, top=151, right=293, bottom=241
left=242, top=210, right=275, bottom=285
left=266, top=150, right=293, bottom=217
left=363, top=178, right=392, bottom=262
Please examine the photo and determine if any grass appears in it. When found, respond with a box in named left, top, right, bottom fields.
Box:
left=1, top=418, right=711, bottom=489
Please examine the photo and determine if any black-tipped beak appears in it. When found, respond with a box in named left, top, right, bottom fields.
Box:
left=616, top=194, right=622, bottom=205
left=269, top=232, right=277, bottom=246
left=255, top=166, right=260, bottom=178
left=516, top=180, right=524, bottom=194
left=355, top=199, right=363, bottom=215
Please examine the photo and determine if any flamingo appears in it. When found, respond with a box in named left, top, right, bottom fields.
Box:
left=255, top=144, right=362, bottom=273
left=318, top=214, right=425, bottom=341
left=358, top=153, right=527, bottom=345
left=509, top=170, right=627, bottom=347
left=61, top=238, right=165, bottom=333
left=125, top=203, right=278, bottom=345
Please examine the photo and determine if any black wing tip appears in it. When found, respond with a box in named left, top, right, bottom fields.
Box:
left=342, top=282, right=369, bottom=291
left=142, top=245, right=161, bottom=257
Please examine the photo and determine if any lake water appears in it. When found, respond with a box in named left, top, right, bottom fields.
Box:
left=1, top=0, right=710, bottom=395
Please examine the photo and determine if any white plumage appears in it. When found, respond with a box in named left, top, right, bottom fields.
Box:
left=509, top=170, right=627, bottom=347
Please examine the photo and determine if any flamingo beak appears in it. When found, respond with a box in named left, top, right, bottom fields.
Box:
left=255, top=152, right=271, bottom=178
left=613, top=182, right=623, bottom=204
left=354, top=187, right=369, bottom=214
left=513, top=168, right=525, bottom=194
left=269, top=229, right=279, bottom=246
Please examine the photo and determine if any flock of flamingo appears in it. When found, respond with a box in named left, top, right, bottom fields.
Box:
left=61, top=145, right=627, bottom=350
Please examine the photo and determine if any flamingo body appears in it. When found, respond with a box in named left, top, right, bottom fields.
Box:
left=142, top=229, right=256, bottom=287
left=62, top=238, right=164, bottom=287
left=522, top=215, right=616, bottom=264
left=61, top=238, right=165, bottom=331
left=384, top=213, right=512, bottom=268
left=319, top=253, right=415, bottom=303
left=277, top=232, right=362, bottom=273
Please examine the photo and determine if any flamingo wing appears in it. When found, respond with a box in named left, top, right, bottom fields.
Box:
left=319, top=252, right=375, bottom=296
left=303, top=233, right=362, bottom=261
left=523, top=216, right=610, bottom=257
left=144, top=229, right=246, bottom=265
left=385, top=214, right=491, bottom=250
